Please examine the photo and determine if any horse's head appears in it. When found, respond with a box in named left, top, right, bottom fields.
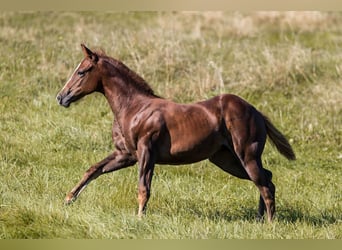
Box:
left=56, top=44, right=101, bottom=107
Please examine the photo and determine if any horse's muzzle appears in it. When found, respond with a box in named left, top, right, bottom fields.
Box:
left=56, top=93, right=71, bottom=108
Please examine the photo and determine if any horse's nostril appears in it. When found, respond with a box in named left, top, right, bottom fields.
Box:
left=56, top=94, right=62, bottom=103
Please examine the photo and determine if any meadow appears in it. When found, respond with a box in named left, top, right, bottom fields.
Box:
left=0, top=11, right=341, bottom=239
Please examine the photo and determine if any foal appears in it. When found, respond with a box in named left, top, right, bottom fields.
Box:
left=56, top=44, right=296, bottom=222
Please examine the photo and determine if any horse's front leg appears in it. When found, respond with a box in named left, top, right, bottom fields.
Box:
left=136, top=137, right=156, bottom=217
left=65, top=150, right=137, bottom=204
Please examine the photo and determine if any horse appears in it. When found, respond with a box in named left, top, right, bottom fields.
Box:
left=56, top=44, right=296, bottom=222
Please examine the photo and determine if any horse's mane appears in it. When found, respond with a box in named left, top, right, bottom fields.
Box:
left=95, top=49, right=159, bottom=98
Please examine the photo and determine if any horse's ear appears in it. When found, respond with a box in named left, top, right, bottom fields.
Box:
left=81, top=44, right=98, bottom=63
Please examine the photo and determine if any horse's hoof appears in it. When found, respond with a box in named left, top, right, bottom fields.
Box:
left=256, top=214, right=265, bottom=223
left=64, top=193, right=75, bottom=205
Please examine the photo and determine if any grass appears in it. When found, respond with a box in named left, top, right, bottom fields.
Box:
left=0, top=11, right=341, bottom=239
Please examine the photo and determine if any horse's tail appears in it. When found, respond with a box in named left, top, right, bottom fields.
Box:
left=262, top=114, right=296, bottom=161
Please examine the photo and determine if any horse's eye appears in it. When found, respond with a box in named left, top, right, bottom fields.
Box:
left=77, top=66, right=93, bottom=77
left=77, top=71, right=85, bottom=77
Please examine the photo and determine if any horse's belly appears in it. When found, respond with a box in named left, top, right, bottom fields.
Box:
left=156, top=132, right=224, bottom=165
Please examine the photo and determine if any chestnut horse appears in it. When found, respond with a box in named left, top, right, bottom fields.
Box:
left=56, top=44, right=295, bottom=222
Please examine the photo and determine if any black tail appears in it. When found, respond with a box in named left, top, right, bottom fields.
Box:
left=262, top=114, right=296, bottom=160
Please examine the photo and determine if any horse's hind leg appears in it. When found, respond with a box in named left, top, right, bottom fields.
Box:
left=224, top=108, right=276, bottom=222
left=209, top=147, right=250, bottom=180
left=209, top=147, right=275, bottom=221
left=238, top=147, right=276, bottom=222
left=257, top=169, right=275, bottom=220
left=65, top=150, right=136, bottom=204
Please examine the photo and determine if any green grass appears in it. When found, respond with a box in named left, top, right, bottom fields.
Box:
left=0, top=11, right=341, bottom=239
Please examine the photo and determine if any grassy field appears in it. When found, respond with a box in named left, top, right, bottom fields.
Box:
left=0, top=11, right=341, bottom=239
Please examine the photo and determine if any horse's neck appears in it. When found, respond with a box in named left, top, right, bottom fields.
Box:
left=102, top=77, right=152, bottom=121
